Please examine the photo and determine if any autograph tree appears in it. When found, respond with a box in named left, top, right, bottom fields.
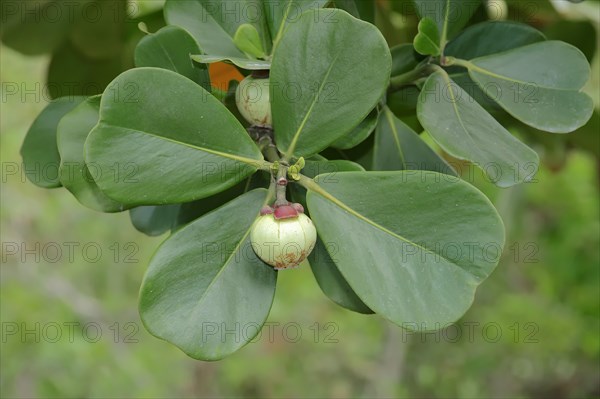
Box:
left=19, top=0, right=593, bottom=360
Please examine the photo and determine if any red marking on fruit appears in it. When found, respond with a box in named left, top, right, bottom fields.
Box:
left=260, top=206, right=274, bottom=215
left=273, top=205, right=299, bottom=220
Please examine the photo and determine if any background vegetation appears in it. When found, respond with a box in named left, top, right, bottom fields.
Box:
left=1, top=0, right=599, bottom=397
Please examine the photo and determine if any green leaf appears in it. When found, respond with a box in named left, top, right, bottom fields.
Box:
left=190, top=55, right=271, bottom=70
left=306, top=171, right=505, bottom=329
left=413, top=17, right=440, bottom=56
left=373, top=106, right=456, bottom=175
left=390, top=44, right=422, bottom=76
left=445, top=20, right=546, bottom=60
left=270, top=9, right=391, bottom=158
left=443, top=22, right=546, bottom=111
left=47, top=40, right=127, bottom=99
left=331, top=108, right=379, bottom=150
left=320, top=136, right=376, bottom=170
left=174, top=182, right=249, bottom=229
left=302, top=159, right=365, bottom=178
left=289, top=158, right=364, bottom=211
left=448, top=72, right=502, bottom=112
left=130, top=181, right=247, bottom=236
left=464, top=41, right=594, bottom=133
left=135, top=26, right=210, bottom=90
left=417, top=69, right=539, bottom=187
left=130, top=181, right=250, bottom=237
left=57, top=96, right=127, bottom=212
left=130, top=183, right=247, bottom=236
left=130, top=205, right=181, bottom=236
left=164, top=0, right=266, bottom=59
left=266, top=0, right=329, bottom=49
left=131, top=8, right=167, bottom=36
left=20, top=96, right=86, bottom=188
left=233, top=24, right=266, bottom=59
left=331, top=0, right=376, bottom=23
left=414, top=0, right=480, bottom=48
left=387, top=44, right=424, bottom=117
left=85, top=68, right=264, bottom=205
left=139, top=189, right=277, bottom=360
left=387, top=86, right=421, bottom=116
left=309, top=238, right=373, bottom=314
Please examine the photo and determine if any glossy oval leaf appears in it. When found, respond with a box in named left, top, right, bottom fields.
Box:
left=417, top=70, right=539, bottom=187
left=57, top=96, right=127, bottom=212
left=233, top=23, right=266, bottom=59
left=85, top=68, right=264, bottom=205
left=134, top=25, right=210, bottom=90
left=306, top=171, right=505, bottom=329
left=331, top=108, right=379, bottom=150
left=270, top=9, right=391, bottom=158
left=164, top=0, right=265, bottom=59
left=414, top=0, right=480, bottom=48
left=139, top=189, right=277, bottom=360
left=444, top=21, right=546, bottom=111
left=309, top=237, right=373, bottom=314
left=373, top=106, right=456, bottom=175
left=465, top=41, right=594, bottom=133
left=266, top=0, right=329, bottom=48
left=414, top=17, right=440, bottom=56
left=445, top=20, right=546, bottom=59
left=21, top=96, right=86, bottom=188
left=191, top=55, right=271, bottom=70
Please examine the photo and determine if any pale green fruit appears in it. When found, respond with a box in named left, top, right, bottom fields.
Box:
left=250, top=213, right=317, bottom=270
left=235, top=75, right=272, bottom=127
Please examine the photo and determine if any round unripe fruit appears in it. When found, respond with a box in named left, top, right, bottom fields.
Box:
left=236, top=75, right=272, bottom=127
left=250, top=213, right=317, bottom=270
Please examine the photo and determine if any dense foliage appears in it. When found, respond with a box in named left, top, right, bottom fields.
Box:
left=8, top=0, right=596, bottom=362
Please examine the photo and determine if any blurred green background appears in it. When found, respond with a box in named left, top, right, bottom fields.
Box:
left=1, top=0, right=599, bottom=398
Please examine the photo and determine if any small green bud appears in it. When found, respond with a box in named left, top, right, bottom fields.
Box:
left=288, top=157, right=305, bottom=181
